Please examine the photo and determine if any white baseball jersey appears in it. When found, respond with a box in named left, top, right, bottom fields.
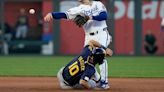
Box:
left=65, top=1, right=107, bottom=33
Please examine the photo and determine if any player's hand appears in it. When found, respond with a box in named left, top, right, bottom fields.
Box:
left=105, top=48, right=113, bottom=57
left=44, top=13, right=53, bottom=22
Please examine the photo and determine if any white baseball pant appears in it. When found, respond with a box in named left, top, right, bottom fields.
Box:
left=84, top=28, right=112, bottom=83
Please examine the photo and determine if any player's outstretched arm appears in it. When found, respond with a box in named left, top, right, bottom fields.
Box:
left=88, top=40, right=102, bottom=48
left=44, top=12, right=67, bottom=22
left=44, top=13, right=53, bottom=22
left=88, top=40, right=113, bottom=57
left=79, top=79, right=96, bottom=89
left=80, top=80, right=90, bottom=89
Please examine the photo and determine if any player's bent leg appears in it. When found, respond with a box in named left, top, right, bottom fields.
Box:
left=99, top=59, right=108, bottom=83
left=99, top=59, right=110, bottom=89
left=92, top=68, right=101, bottom=82
left=97, top=31, right=111, bottom=89
left=57, top=67, right=73, bottom=89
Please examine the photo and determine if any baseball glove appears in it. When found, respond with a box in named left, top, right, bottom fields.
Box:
left=74, top=15, right=89, bottom=27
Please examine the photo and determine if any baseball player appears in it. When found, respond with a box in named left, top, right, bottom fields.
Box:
left=44, top=0, right=112, bottom=89
left=160, top=18, right=164, bottom=32
left=57, top=40, right=113, bottom=89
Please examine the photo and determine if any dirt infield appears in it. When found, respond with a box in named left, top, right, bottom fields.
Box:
left=0, top=77, right=164, bottom=92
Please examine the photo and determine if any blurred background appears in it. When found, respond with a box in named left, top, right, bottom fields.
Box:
left=0, top=0, right=164, bottom=56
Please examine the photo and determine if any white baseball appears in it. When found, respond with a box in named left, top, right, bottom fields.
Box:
left=29, top=9, right=35, bottom=14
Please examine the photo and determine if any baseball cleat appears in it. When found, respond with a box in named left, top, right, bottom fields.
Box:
left=98, top=80, right=110, bottom=89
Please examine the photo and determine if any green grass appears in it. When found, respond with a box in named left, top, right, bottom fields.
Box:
left=0, top=56, right=164, bottom=77
left=108, top=57, right=164, bottom=77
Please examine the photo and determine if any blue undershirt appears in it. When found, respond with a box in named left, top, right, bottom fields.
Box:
left=51, top=12, right=67, bottom=19
left=51, top=11, right=108, bottom=21
left=92, top=11, right=108, bottom=21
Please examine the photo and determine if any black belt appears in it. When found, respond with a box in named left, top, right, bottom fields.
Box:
left=89, top=28, right=107, bottom=36
left=89, top=31, right=98, bottom=36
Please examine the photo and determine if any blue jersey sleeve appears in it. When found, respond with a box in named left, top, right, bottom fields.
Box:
left=92, top=11, right=108, bottom=21
left=81, top=64, right=95, bottom=81
left=51, top=12, right=67, bottom=19
left=79, top=45, right=93, bottom=61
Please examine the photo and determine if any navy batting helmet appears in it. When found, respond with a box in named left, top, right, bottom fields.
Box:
left=92, top=48, right=105, bottom=65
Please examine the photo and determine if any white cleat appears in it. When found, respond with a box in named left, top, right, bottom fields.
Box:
left=98, top=81, right=110, bottom=89
left=101, top=84, right=110, bottom=89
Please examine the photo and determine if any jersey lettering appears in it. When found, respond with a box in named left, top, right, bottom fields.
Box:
left=68, top=61, right=79, bottom=76
left=78, top=56, right=85, bottom=71
left=82, top=5, right=99, bottom=16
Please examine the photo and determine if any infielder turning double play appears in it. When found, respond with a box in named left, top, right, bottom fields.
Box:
left=44, top=0, right=112, bottom=89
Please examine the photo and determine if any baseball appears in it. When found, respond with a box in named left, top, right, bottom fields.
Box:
left=29, top=9, right=35, bottom=14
